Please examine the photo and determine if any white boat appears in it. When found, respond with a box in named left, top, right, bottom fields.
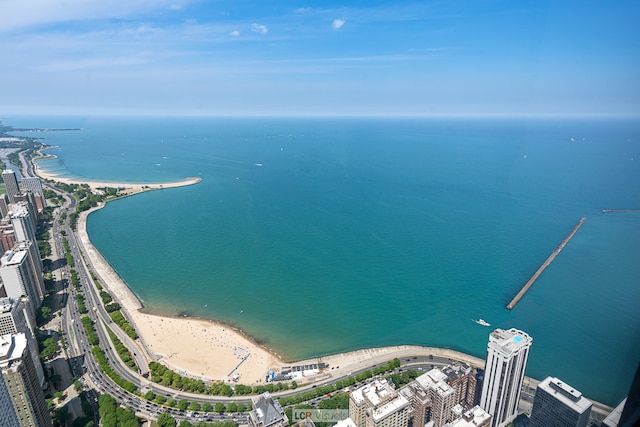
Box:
left=474, top=319, right=491, bottom=327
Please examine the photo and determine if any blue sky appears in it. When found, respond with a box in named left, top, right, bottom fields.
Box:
left=1, top=0, right=638, bottom=116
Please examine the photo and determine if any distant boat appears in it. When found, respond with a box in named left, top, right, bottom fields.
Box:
left=255, top=163, right=263, bottom=167
left=474, top=319, right=491, bottom=327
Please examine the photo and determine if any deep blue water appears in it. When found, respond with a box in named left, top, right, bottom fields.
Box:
left=9, top=116, right=640, bottom=405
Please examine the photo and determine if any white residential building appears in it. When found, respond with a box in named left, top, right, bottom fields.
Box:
left=479, top=328, right=532, bottom=427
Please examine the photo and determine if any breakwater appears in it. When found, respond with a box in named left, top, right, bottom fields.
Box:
left=507, top=217, right=587, bottom=310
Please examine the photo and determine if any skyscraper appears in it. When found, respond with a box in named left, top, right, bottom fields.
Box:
left=0, top=333, right=52, bottom=427
left=528, top=376, right=592, bottom=427
left=2, top=170, right=20, bottom=204
left=0, top=194, right=10, bottom=219
left=19, top=178, right=46, bottom=211
left=0, top=298, right=45, bottom=387
left=8, top=202, right=37, bottom=242
left=0, top=369, right=20, bottom=427
left=0, top=245, right=46, bottom=323
left=479, top=328, right=532, bottom=427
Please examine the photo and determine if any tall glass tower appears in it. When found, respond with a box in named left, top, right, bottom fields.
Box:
left=479, top=328, right=532, bottom=427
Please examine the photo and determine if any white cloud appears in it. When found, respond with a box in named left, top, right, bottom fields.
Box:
left=332, top=19, right=345, bottom=30
left=251, top=23, right=268, bottom=35
left=230, top=30, right=239, bottom=37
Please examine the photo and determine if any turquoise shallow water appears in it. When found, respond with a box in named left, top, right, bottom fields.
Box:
left=11, top=116, right=640, bottom=405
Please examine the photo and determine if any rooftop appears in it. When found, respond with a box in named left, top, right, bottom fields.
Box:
left=444, top=406, right=491, bottom=427
left=251, top=392, right=287, bottom=427
left=0, top=297, right=15, bottom=313
left=370, top=391, right=410, bottom=422
left=352, top=379, right=397, bottom=407
left=0, top=333, right=26, bottom=363
left=537, top=376, right=592, bottom=414
left=489, top=328, right=532, bottom=354
left=415, top=368, right=455, bottom=397
left=1, top=249, right=28, bottom=267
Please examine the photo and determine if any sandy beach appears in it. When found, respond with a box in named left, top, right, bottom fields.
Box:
left=33, top=159, right=202, bottom=194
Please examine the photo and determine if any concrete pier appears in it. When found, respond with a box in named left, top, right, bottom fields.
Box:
left=507, top=217, right=587, bottom=310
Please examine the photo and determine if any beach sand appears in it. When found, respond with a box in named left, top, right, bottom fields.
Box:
left=34, top=161, right=202, bottom=194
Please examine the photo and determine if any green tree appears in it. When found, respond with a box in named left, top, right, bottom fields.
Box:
left=157, top=413, right=177, bottom=427
left=177, top=399, right=189, bottom=411
left=189, top=401, right=201, bottom=411
left=74, top=379, right=83, bottom=392
left=40, top=306, right=52, bottom=321
left=39, top=337, right=59, bottom=360
left=202, top=402, right=213, bottom=412
left=214, top=402, right=225, bottom=413
left=178, top=421, right=192, bottom=427
left=116, top=407, right=139, bottom=427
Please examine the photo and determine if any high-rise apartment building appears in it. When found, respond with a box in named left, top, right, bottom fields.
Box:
left=13, top=241, right=45, bottom=301
left=528, top=377, right=592, bottom=427
left=0, top=298, right=45, bottom=387
left=479, top=328, right=532, bottom=427
left=399, top=381, right=431, bottom=427
left=8, top=202, right=37, bottom=242
left=350, top=379, right=410, bottom=427
left=441, top=363, right=478, bottom=407
left=399, top=363, right=477, bottom=427
left=0, top=218, right=17, bottom=253
left=0, top=246, right=45, bottom=322
left=2, top=170, right=20, bottom=204
left=0, top=194, right=10, bottom=219
left=0, top=333, right=52, bottom=427
left=414, top=369, right=458, bottom=427
left=0, top=369, right=21, bottom=427
left=19, top=178, right=46, bottom=211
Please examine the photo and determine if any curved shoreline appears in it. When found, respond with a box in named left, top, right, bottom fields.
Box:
left=34, top=160, right=487, bottom=383
left=78, top=203, right=488, bottom=385
left=33, top=148, right=201, bottom=192
left=31, top=156, right=616, bottom=419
